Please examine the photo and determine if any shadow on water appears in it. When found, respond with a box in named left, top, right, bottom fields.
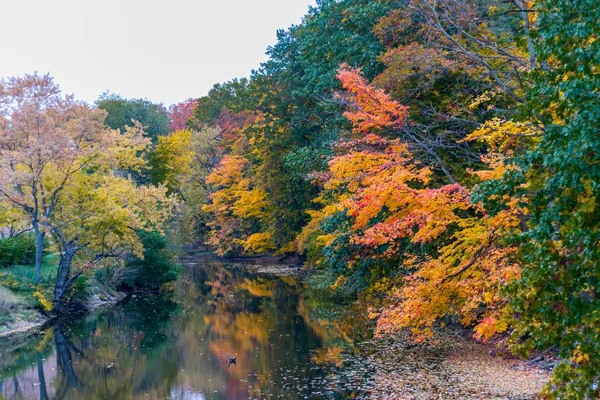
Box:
left=0, top=260, right=365, bottom=399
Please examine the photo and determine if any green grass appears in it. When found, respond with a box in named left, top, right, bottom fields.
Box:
left=0, top=254, right=57, bottom=311
left=3, top=255, right=57, bottom=282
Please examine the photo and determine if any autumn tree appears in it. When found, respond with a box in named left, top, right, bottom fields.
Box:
left=0, top=73, right=174, bottom=311
left=50, top=170, right=173, bottom=311
left=376, top=119, right=537, bottom=341
left=177, top=127, right=220, bottom=241
left=147, top=126, right=220, bottom=243
left=481, top=0, right=600, bottom=396
left=168, top=98, right=197, bottom=132
left=298, top=66, right=531, bottom=345
left=0, top=74, right=114, bottom=282
left=200, top=112, right=278, bottom=256
left=148, top=129, right=194, bottom=195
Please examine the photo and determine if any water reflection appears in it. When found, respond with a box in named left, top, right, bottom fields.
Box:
left=0, top=261, right=358, bottom=399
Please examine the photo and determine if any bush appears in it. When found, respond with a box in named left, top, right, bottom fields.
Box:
left=122, top=230, right=181, bottom=290
left=0, top=261, right=56, bottom=312
left=69, top=275, right=90, bottom=303
left=32, top=290, right=52, bottom=312
left=0, top=234, right=36, bottom=267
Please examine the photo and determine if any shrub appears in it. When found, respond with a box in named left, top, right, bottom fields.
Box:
left=0, top=262, right=56, bottom=312
left=123, top=230, right=181, bottom=290
left=0, top=234, right=36, bottom=267
left=69, top=275, right=90, bottom=303
left=33, top=290, right=52, bottom=312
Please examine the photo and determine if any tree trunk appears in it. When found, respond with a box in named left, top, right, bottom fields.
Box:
left=33, top=223, right=45, bottom=283
left=53, top=246, right=77, bottom=312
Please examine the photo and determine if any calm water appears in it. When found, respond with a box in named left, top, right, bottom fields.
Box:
left=0, top=260, right=367, bottom=399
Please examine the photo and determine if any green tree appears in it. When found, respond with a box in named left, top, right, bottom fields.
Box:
left=479, top=0, right=600, bottom=396
left=96, top=93, right=170, bottom=143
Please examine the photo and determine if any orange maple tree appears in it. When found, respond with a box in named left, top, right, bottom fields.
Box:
left=310, top=65, right=524, bottom=341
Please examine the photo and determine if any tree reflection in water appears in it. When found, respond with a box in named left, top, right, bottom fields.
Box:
left=0, top=261, right=358, bottom=399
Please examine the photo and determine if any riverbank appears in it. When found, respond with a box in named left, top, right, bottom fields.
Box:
left=325, top=331, right=550, bottom=399
left=179, top=250, right=306, bottom=277
left=0, top=283, right=127, bottom=339
left=0, top=285, right=45, bottom=338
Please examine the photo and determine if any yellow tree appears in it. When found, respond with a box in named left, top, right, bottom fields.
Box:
left=203, top=155, right=272, bottom=256
left=177, top=127, right=220, bottom=241
left=0, top=73, right=141, bottom=282
left=50, top=171, right=174, bottom=311
left=0, top=73, right=174, bottom=311
left=148, top=129, right=194, bottom=195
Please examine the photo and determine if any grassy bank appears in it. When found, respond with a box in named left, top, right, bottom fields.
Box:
left=0, top=256, right=57, bottom=335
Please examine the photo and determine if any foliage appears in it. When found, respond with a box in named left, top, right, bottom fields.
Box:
left=148, top=129, right=194, bottom=195
left=168, top=98, right=197, bottom=132
left=203, top=154, right=272, bottom=256
left=0, top=259, right=57, bottom=312
left=176, top=127, right=220, bottom=241
left=0, top=73, right=175, bottom=311
left=0, top=234, right=36, bottom=267
left=33, top=290, right=52, bottom=312
left=96, top=92, right=170, bottom=143
left=480, top=0, right=600, bottom=397
left=123, top=230, right=181, bottom=290
left=194, top=0, right=395, bottom=253
left=1, top=0, right=595, bottom=395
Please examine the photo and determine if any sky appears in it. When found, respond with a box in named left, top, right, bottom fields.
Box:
left=1, top=0, right=316, bottom=106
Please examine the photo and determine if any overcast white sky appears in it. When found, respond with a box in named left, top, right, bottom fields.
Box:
left=1, top=0, right=316, bottom=106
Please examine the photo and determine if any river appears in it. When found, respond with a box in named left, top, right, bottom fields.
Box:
left=0, top=258, right=548, bottom=399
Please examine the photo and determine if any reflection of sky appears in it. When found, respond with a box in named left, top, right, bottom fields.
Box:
left=170, top=388, right=206, bottom=400
left=1, top=353, right=58, bottom=399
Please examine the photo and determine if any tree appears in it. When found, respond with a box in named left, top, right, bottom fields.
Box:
left=0, top=73, right=174, bottom=310
left=376, top=118, right=536, bottom=341
left=0, top=73, right=118, bottom=282
left=168, top=98, right=197, bottom=132
left=177, top=127, right=220, bottom=241
left=486, top=0, right=600, bottom=396
left=50, top=171, right=173, bottom=311
left=202, top=155, right=272, bottom=256
left=192, top=78, right=252, bottom=127
left=96, top=93, right=170, bottom=143
left=146, top=127, right=220, bottom=244
left=148, top=129, right=194, bottom=195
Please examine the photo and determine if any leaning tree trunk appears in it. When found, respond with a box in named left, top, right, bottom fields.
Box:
left=33, top=223, right=45, bottom=283
left=53, top=245, right=79, bottom=313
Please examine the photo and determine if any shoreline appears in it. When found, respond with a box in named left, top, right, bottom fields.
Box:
left=0, top=290, right=127, bottom=340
